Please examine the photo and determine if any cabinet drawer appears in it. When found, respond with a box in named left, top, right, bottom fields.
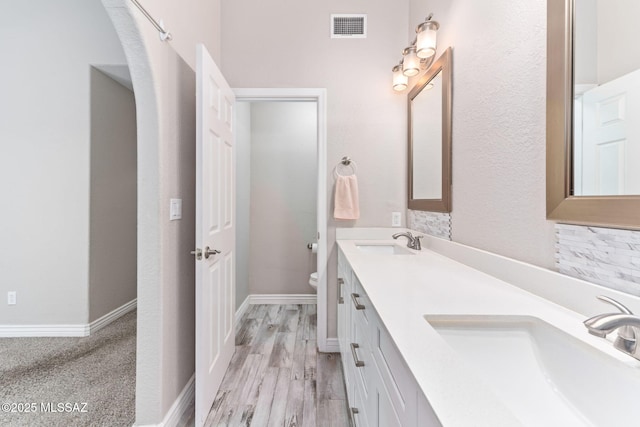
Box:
left=373, top=361, right=403, bottom=427
left=340, top=343, right=356, bottom=403
left=351, top=378, right=371, bottom=427
left=351, top=276, right=372, bottom=332
left=338, top=250, right=352, bottom=287
left=351, top=315, right=374, bottom=397
left=372, top=321, right=417, bottom=426
left=338, top=248, right=352, bottom=378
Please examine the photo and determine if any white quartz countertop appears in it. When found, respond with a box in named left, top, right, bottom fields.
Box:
left=336, top=236, right=640, bottom=427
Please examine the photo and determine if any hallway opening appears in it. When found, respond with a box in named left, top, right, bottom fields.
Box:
left=234, top=89, right=329, bottom=351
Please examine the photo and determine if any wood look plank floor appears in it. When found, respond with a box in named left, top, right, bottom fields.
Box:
left=199, top=304, right=350, bottom=427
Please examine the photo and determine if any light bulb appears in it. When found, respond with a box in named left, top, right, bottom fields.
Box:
left=402, top=46, right=420, bottom=77
left=392, top=65, right=408, bottom=91
left=416, top=20, right=439, bottom=59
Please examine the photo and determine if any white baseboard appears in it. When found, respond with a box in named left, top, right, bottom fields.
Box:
left=0, top=324, right=88, bottom=338
left=90, top=298, right=137, bottom=334
left=0, top=299, right=137, bottom=338
left=247, top=294, right=317, bottom=305
left=134, top=374, right=195, bottom=427
left=322, top=337, right=340, bottom=353
left=235, top=295, right=251, bottom=324
left=161, top=374, right=195, bottom=427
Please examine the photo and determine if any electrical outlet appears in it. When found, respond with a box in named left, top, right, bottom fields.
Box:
left=169, top=198, right=182, bottom=221
left=392, top=212, right=402, bottom=227
left=7, top=291, right=16, bottom=305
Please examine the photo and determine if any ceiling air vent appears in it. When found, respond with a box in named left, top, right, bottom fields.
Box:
left=331, top=14, right=367, bottom=38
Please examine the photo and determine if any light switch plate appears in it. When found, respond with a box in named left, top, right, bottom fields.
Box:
left=170, top=199, right=182, bottom=221
left=392, top=212, right=402, bottom=227
left=7, top=291, right=16, bottom=305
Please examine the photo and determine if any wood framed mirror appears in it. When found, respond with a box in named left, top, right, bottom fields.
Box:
left=547, top=0, right=640, bottom=229
left=408, top=47, right=452, bottom=212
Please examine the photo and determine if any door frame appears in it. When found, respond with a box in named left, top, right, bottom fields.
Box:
left=234, top=88, right=329, bottom=351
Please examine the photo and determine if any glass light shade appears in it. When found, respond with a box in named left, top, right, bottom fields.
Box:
left=416, top=21, right=438, bottom=59
left=402, top=47, right=420, bottom=77
left=392, top=65, right=408, bottom=91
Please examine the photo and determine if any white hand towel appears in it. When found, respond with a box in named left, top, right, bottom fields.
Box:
left=334, top=175, right=360, bottom=220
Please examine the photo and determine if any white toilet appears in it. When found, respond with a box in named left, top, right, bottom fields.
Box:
left=308, top=272, right=318, bottom=291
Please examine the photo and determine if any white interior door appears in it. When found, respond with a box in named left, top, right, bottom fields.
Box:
left=195, top=44, right=236, bottom=427
left=581, top=69, right=640, bottom=195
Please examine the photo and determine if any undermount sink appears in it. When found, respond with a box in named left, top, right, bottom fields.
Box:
left=355, top=244, right=414, bottom=255
left=424, top=315, right=640, bottom=427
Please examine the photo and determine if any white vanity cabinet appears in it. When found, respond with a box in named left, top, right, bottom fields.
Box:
left=337, top=249, right=441, bottom=427
left=337, top=251, right=354, bottom=406
left=337, top=251, right=351, bottom=360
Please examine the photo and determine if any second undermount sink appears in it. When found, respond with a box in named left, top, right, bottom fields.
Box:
left=424, top=315, right=640, bottom=427
left=355, top=244, right=414, bottom=255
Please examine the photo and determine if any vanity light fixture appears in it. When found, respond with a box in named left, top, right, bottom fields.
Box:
left=392, top=64, right=408, bottom=91
left=392, top=13, right=440, bottom=91
left=402, top=46, right=421, bottom=77
left=416, top=16, right=439, bottom=59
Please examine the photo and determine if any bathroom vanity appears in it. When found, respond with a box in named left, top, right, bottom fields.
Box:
left=336, top=228, right=640, bottom=427
left=338, top=244, right=439, bottom=427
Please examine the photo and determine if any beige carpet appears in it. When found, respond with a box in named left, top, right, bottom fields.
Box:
left=0, top=310, right=136, bottom=427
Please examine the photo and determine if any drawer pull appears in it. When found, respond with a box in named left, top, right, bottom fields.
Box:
left=351, top=407, right=359, bottom=415
left=338, top=278, right=344, bottom=304
left=350, top=343, right=365, bottom=367
left=351, top=293, right=365, bottom=310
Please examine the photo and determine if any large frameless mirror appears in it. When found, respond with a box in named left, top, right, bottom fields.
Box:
left=408, top=47, right=452, bottom=212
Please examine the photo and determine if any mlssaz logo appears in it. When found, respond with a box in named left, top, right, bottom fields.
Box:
left=41, top=402, right=89, bottom=413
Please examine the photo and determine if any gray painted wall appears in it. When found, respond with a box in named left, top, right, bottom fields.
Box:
left=575, top=0, right=640, bottom=86
left=102, top=0, right=219, bottom=422
left=236, top=102, right=251, bottom=309
left=222, top=0, right=409, bottom=338
left=248, top=102, right=318, bottom=296
left=597, top=0, right=640, bottom=83
left=575, top=0, right=598, bottom=85
left=89, top=68, right=137, bottom=322
left=0, top=0, right=128, bottom=325
left=157, top=49, right=197, bottom=420
left=236, top=101, right=318, bottom=304
left=409, top=0, right=556, bottom=269
left=409, top=0, right=640, bottom=282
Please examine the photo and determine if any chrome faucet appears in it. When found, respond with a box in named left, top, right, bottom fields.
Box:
left=584, top=295, right=640, bottom=361
left=392, top=232, right=423, bottom=250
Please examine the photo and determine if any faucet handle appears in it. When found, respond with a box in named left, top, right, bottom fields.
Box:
left=588, top=296, right=637, bottom=342
left=414, top=235, right=423, bottom=250
left=597, top=295, right=633, bottom=315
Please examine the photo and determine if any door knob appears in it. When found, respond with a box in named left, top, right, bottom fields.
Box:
left=204, top=246, right=221, bottom=259
left=190, top=248, right=202, bottom=260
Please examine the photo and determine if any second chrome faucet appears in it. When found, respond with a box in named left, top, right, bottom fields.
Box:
left=584, top=295, right=640, bottom=361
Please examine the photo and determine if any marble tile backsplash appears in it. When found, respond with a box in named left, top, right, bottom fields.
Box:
left=555, top=224, right=640, bottom=296
left=408, top=210, right=451, bottom=241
